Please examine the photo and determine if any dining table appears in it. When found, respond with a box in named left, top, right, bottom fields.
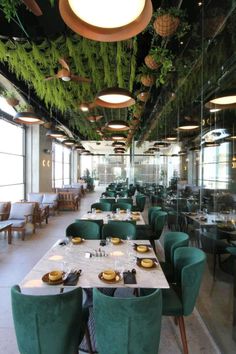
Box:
left=20, top=239, right=169, bottom=292
left=81, top=210, right=145, bottom=225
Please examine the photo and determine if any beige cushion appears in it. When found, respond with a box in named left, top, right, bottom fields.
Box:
left=9, top=203, right=34, bottom=220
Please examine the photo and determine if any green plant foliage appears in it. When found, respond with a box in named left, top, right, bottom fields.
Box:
left=0, top=35, right=137, bottom=139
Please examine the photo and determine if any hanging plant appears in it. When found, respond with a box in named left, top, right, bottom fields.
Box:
left=153, top=7, right=189, bottom=39
left=137, top=91, right=150, bottom=102
left=137, top=66, right=156, bottom=87
left=145, top=47, right=172, bottom=70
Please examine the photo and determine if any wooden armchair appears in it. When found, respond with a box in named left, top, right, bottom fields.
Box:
left=0, top=202, right=11, bottom=220
left=58, top=192, right=79, bottom=211
left=7, top=202, right=36, bottom=240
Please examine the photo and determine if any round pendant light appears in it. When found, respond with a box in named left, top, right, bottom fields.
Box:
left=59, top=0, right=153, bottom=42
left=165, top=135, right=177, bottom=141
left=106, top=120, right=130, bottom=131
left=13, top=111, right=44, bottom=125
left=112, top=141, right=126, bottom=148
left=154, top=142, right=170, bottom=148
left=176, top=123, right=199, bottom=131
left=114, top=147, right=126, bottom=153
left=95, top=87, right=135, bottom=108
left=203, top=141, right=220, bottom=147
left=63, top=139, right=75, bottom=146
left=205, top=90, right=236, bottom=109
left=111, top=133, right=127, bottom=141
left=46, top=129, right=66, bottom=138
left=86, top=115, right=103, bottom=122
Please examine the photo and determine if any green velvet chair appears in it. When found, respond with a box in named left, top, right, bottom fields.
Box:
left=116, top=197, right=133, bottom=205
left=66, top=220, right=100, bottom=239
left=160, top=231, right=189, bottom=282
left=75, top=219, right=104, bottom=239
left=136, top=209, right=164, bottom=241
left=91, top=202, right=111, bottom=211
left=93, top=288, right=162, bottom=354
left=111, top=202, right=132, bottom=211
left=131, top=195, right=146, bottom=212
left=102, top=221, right=136, bottom=240
left=99, top=197, right=116, bottom=205
left=11, top=285, right=91, bottom=354
left=162, top=247, right=206, bottom=354
left=149, top=211, right=168, bottom=251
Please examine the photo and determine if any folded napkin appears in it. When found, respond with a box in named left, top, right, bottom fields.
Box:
left=63, top=271, right=81, bottom=286
left=123, top=270, right=137, bottom=284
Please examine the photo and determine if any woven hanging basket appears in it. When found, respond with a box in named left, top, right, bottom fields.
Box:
left=144, top=55, right=161, bottom=70
left=130, top=118, right=140, bottom=126
left=140, top=74, right=155, bottom=87
left=137, top=91, right=150, bottom=102
left=154, top=14, right=180, bottom=37
left=6, top=98, right=19, bottom=107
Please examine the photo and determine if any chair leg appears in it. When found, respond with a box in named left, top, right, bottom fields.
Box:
left=213, top=253, right=217, bottom=280
left=85, top=325, right=93, bottom=354
left=21, top=230, right=25, bottom=241
left=177, top=316, right=188, bottom=354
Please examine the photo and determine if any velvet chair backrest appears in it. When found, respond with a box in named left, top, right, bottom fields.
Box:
left=148, top=206, right=162, bottom=225
left=91, top=202, right=112, bottom=211
left=152, top=211, right=168, bottom=240
left=135, top=195, right=146, bottom=211
left=174, top=247, right=206, bottom=316
left=111, top=202, right=132, bottom=211
left=164, top=232, right=189, bottom=264
left=93, top=288, right=162, bottom=354
left=99, top=197, right=116, bottom=205
left=102, top=221, right=136, bottom=240
left=116, top=198, right=133, bottom=205
left=66, top=220, right=100, bottom=239
left=11, top=285, right=84, bottom=354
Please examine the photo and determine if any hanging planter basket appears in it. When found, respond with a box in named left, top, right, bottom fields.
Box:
left=154, top=14, right=180, bottom=37
left=6, top=98, right=19, bottom=107
left=137, top=91, right=150, bottom=102
left=140, top=74, right=155, bottom=87
left=144, top=55, right=161, bottom=70
left=133, top=104, right=144, bottom=118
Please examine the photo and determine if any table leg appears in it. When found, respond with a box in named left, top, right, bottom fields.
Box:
left=8, top=226, right=12, bottom=245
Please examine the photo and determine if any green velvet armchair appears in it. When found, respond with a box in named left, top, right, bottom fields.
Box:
left=11, top=285, right=91, bottom=354
left=93, top=288, right=162, bottom=354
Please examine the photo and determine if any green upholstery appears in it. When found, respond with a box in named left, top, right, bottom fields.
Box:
left=148, top=206, right=162, bottom=224
left=162, top=247, right=206, bottom=316
left=102, top=221, right=136, bottom=239
left=112, top=202, right=132, bottom=211
left=91, top=202, right=111, bottom=211
left=100, top=197, right=116, bottom=205
left=11, top=285, right=87, bottom=354
left=102, top=191, right=116, bottom=197
left=66, top=220, right=100, bottom=239
left=75, top=219, right=104, bottom=239
left=160, top=231, right=189, bottom=282
left=161, top=247, right=206, bottom=354
left=136, top=208, right=163, bottom=240
left=132, top=195, right=146, bottom=212
left=93, top=288, right=162, bottom=354
left=117, top=198, right=133, bottom=205
left=116, top=190, right=128, bottom=197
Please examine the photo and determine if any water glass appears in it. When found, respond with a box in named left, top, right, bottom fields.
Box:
left=126, top=235, right=132, bottom=245
left=126, top=208, right=131, bottom=217
left=116, top=208, right=120, bottom=214
left=92, top=208, right=96, bottom=215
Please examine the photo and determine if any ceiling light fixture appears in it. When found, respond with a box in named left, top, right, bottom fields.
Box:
left=111, top=133, right=127, bottom=141
left=165, top=136, right=177, bottom=141
left=63, top=139, right=75, bottom=146
left=46, top=129, right=66, bottom=138
left=86, top=115, right=103, bottom=122
left=209, top=108, right=221, bottom=113
left=204, top=141, right=220, bottom=147
left=176, top=123, right=199, bottom=131
left=112, top=141, right=126, bottom=148
left=205, top=90, right=236, bottom=109
left=178, top=150, right=187, bottom=156
left=154, top=142, right=170, bottom=148
left=79, top=103, right=90, bottom=112
left=59, top=0, right=152, bottom=42
left=106, top=120, right=130, bottom=131
left=95, top=87, right=135, bottom=108
left=13, top=111, right=44, bottom=125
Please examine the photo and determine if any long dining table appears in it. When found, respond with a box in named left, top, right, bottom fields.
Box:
left=80, top=211, right=145, bottom=225
left=20, top=239, right=169, bottom=292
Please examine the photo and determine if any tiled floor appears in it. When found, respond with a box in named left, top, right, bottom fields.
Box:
left=0, top=187, right=226, bottom=353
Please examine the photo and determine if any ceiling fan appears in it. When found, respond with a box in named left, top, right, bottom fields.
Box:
left=45, top=58, right=91, bottom=83
left=21, top=0, right=43, bottom=16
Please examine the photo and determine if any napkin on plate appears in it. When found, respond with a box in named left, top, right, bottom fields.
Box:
left=63, top=271, right=81, bottom=286
left=123, top=270, right=137, bottom=284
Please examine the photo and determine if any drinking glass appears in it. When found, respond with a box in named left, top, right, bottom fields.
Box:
left=116, top=208, right=120, bottom=214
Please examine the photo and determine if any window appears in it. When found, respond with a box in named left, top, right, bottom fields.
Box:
left=0, top=118, right=25, bottom=201
left=52, top=142, right=71, bottom=188
left=199, top=142, right=230, bottom=189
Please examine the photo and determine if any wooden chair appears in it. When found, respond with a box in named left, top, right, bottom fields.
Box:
left=6, top=202, right=36, bottom=240
left=0, top=201, right=11, bottom=220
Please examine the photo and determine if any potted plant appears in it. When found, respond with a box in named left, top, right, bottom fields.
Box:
left=153, top=7, right=189, bottom=39
left=145, top=47, right=173, bottom=70
left=137, top=66, right=156, bottom=87
left=2, top=90, right=19, bottom=107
